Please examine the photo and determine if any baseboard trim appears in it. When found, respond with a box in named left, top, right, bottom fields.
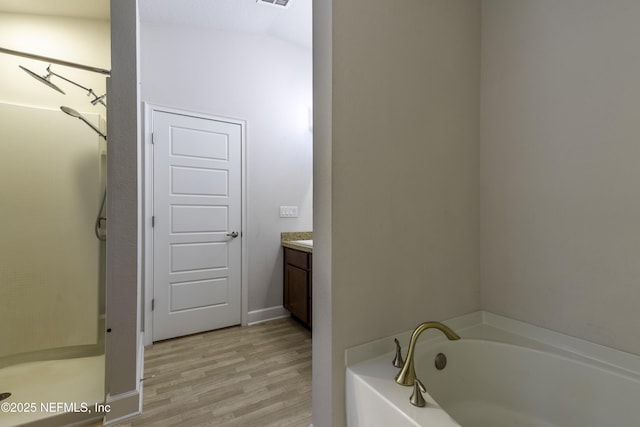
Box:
left=104, top=332, right=144, bottom=425
left=248, top=306, right=290, bottom=325
left=103, top=389, right=141, bottom=425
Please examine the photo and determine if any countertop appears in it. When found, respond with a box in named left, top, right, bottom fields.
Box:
left=281, top=231, right=313, bottom=253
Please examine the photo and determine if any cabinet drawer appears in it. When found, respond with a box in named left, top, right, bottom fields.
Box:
left=285, top=247, right=309, bottom=270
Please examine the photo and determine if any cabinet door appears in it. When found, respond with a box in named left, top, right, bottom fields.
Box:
left=284, top=264, right=309, bottom=324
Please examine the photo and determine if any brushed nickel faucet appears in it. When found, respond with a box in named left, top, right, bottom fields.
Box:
left=395, top=321, right=460, bottom=386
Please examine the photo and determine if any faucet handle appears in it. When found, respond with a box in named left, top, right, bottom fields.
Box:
left=392, top=338, right=404, bottom=368
left=410, top=378, right=427, bottom=407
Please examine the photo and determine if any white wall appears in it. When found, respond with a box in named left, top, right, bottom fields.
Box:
left=314, top=1, right=481, bottom=425
left=140, top=23, right=313, bottom=314
left=481, top=0, right=640, bottom=355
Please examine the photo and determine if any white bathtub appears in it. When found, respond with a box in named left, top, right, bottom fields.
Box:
left=346, top=312, right=640, bottom=427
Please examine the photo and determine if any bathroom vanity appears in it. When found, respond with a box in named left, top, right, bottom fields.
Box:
left=281, top=233, right=312, bottom=329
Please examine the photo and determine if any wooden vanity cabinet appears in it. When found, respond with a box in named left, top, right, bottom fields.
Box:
left=284, top=247, right=312, bottom=329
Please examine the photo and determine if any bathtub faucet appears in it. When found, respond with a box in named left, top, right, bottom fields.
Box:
left=395, top=321, right=460, bottom=386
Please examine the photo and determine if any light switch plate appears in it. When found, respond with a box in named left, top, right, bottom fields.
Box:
left=280, top=206, right=298, bottom=218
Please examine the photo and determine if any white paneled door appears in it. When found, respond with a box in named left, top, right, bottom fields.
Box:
left=152, top=110, right=242, bottom=341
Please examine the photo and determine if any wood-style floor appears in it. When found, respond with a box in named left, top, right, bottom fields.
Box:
left=110, top=317, right=312, bottom=427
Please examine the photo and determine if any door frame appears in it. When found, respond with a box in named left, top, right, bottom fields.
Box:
left=143, top=103, right=248, bottom=346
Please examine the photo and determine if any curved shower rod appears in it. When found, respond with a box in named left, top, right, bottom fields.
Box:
left=0, top=46, right=110, bottom=76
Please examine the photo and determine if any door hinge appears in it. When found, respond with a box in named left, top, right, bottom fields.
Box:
left=151, top=132, right=155, bottom=144
left=152, top=216, right=155, bottom=227
left=151, top=299, right=155, bottom=311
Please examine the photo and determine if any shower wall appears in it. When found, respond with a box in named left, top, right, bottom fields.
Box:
left=0, top=12, right=110, bottom=361
left=0, top=102, right=104, bottom=359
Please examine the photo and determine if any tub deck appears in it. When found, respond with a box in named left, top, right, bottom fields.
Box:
left=346, top=311, right=640, bottom=427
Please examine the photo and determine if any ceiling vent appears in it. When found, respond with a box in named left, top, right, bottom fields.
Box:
left=257, top=0, right=290, bottom=9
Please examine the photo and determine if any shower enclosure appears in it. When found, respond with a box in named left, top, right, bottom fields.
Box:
left=0, top=48, right=109, bottom=427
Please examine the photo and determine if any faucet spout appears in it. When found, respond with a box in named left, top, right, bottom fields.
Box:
left=395, top=321, right=460, bottom=386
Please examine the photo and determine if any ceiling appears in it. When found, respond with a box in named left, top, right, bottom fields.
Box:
left=139, top=0, right=312, bottom=49
left=0, top=0, right=110, bottom=20
left=0, top=0, right=311, bottom=49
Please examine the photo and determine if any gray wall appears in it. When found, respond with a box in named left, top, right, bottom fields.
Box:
left=480, top=0, right=640, bottom=355
left=311, top=0, right=333, bottom=424
left=313, top=1, right=482, bottom=425
left=106, top=0, right=140, bottom=414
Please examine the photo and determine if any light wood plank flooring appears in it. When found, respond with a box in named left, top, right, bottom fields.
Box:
left=109, top=317, right=311, bottom=427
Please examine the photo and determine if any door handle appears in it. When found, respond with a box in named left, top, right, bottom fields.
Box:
left=226, top=231, right=239, bottom=238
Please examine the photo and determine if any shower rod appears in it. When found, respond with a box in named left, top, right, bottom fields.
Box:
left=0, top=46, right=110, bottom=76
